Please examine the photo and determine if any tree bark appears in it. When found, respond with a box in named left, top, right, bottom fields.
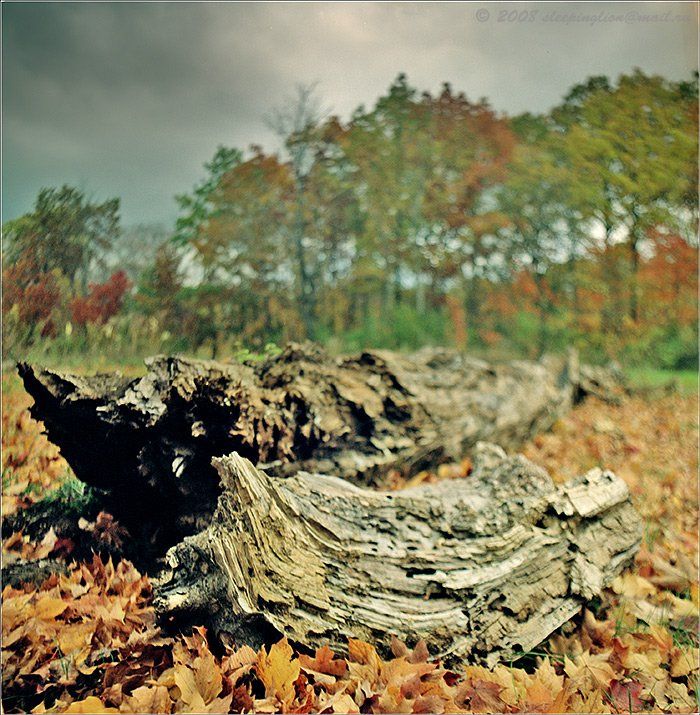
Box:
left=629, top=231, right=640, bottom=323
left=154, top=444, right=641, bottom=665
left=17, top=344, right=623, bottom=556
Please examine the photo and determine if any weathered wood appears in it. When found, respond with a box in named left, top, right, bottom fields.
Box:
left=577, top=363, right=628, bottom=405
left=1, top=558, right=68, bottom=589
left=14, top=346, right=638, bottom=659
left=154, top=443, right=642, bottom=665
left=17, top=344, right=593, bottom=552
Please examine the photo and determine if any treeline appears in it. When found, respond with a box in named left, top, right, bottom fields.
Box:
left=3, top=70, right=698, bottom=367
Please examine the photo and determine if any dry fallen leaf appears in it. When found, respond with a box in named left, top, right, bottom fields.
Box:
left=299, top=644, right=348, bottom=678
left=256, top=637, right=300, bottom=705
left=34, top=595, right=68, bottom=620
left=609, top=679, right=645, bottom=713
left=63, top=696, right=119, bottom=713
left=121, top=685, right=172, bottom=714
left=564, top=651, right=616, bottom=690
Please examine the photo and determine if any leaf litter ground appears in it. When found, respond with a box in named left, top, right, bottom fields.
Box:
left=2, top=373, right=698, bottom=713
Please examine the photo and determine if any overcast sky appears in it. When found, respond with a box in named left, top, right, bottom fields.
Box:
left=2, top=1, right=697, bottom=226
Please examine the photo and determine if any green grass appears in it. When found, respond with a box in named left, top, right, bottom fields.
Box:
left=625, top=367, right=699, bottom=396
left=4, top=342, right=280, bottom=375
left=6, top=347, right=699, bottom=398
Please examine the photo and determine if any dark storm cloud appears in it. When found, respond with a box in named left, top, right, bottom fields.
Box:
left=2, top=2, right=697, bottom=225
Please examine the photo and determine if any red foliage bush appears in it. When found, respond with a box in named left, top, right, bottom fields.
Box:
left=69, top=271, right=131, bottom=326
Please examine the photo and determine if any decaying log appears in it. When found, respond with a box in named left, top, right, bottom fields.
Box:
left=578, top=363, right=628, bottom=405
left=17, top=344, right=602, bottom=551
left=2, top=558, right=68, bottom=589
left=13, top=345, right=638, bottom=658
left=154, top=443, right=642, bottom=665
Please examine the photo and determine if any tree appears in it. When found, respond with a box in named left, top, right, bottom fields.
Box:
left=98, top=223, right=170, bottom=284
left=2, top=251, right=62, bottom=344
left=301, top=117, right=362, bottom=336
left=5, top=185, right=120, bottom=292
left=421, top=84, right=515, bottom=343
left=2, top=185, right=121, bottom=350
left=189, top=148, right=302, bottom=349
left=20, top=349, right=638, bottom=664
left=136, top=241, right=184, bottom=328
left=496, top=115, right=591, bottom=354
left=267, top=84, right=329, bottom=338
left=173, top=146, right=242, bottom=248
left=554, top=71, right=698, bottom=322
left=69, top=271, right=131, bottom=327
left=341, top=75, right=432, bottom=317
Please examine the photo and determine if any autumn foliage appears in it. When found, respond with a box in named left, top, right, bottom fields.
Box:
left=2, top=254, right=61, bottom=334
left=69, top=272, right=131, bottom=327
left=3, top=70, right=696, bottom=367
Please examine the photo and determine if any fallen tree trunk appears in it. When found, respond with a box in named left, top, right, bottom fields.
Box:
left=155, top=443, right=641, bottom=664
left=13, top=346, right=638, bottom=660
left=17, top=344, right=603, bottom=552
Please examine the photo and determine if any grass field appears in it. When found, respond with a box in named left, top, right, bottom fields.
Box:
left=625, top=368, right=699, bottom=396
left=1, top=368, right=698, bottom=713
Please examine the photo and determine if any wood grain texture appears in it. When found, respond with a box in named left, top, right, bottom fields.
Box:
left=16, top=345, right=636, bottom=658
left=155, top=443, right=641, bottom=665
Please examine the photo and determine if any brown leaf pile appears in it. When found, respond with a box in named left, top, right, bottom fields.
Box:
left=2, top=373, right=698, bottom=714
left=2, top=377, right=68, bottom=516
